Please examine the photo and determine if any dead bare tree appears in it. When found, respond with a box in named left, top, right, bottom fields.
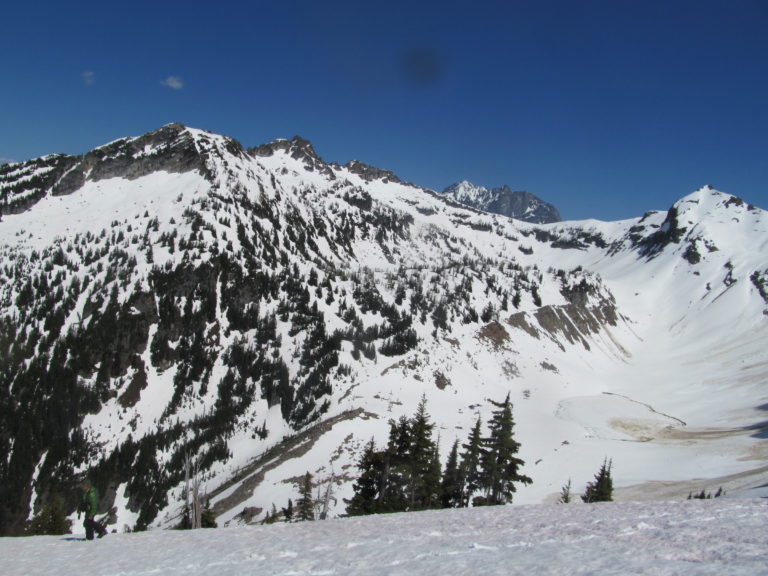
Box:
left=319, top=472, right=336, bottom=520
left=184, top=452, right=203, bottom=529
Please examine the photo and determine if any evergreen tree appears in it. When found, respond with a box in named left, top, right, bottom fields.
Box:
left=406, top=396, right=440, bottom=510
left=581, top=458, right=613, bottom=503
left=263, top=503, right=279, bottom=524
left=423, top=442, right=443, bottom=510
left=345, top=439, right=385, bottom=516
left=557, top=478, right=572, bottom=504
left=347, top=399, right=443, bottom=516
left=27, top=494, right=71, bottom=535
left=688, top=486, right=726, bottom=500
left=460, top=417, right=484, bottom=507
left=441, top=439, right=464, bottom=508
left=379, top=417, right=409, bottom=512
left=479, top=393, right=531, bottom=505
left=387, top=416, right=412, bottom=463
left=480, top=302, right=495, bottom=323
left=200, top=500, right=218, bottom=528
left=431, top=303, right=448, bottom=331
left=297, top=472, right=315, bottom=521
left=282, top=499, right=294, bottom=522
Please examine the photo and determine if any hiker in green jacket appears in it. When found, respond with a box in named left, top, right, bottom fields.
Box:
left=78, top=479, right=107, bottom=540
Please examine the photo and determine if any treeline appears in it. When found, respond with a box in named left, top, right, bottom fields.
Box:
left=345, top=394, right=531, bottom=516
left=557, top=458, right=614, bottom=504
left=261, top=470, right=328, bottom=524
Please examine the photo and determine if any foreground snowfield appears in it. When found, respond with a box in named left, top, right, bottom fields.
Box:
left=3, top=499, right=767, bottom=576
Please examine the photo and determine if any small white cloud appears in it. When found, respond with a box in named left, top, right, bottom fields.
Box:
left=82, top=71, right=95, bottom=85
left=161, top=76, right=184, bottom=90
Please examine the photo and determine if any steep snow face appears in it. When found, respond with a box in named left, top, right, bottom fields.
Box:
left=668, top=187, right=767, bottom=261
left=1, top=125, right=767, bottom=535
left=1, top=499, right=766, bottom=576
left=0, top=171, right=210, bottom=252
left=577, top=187, right=768, bottom=454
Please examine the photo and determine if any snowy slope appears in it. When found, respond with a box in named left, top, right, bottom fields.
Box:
left=1, top=125, right=766, bottom=534
left=2, top=499, right=767, bottom=576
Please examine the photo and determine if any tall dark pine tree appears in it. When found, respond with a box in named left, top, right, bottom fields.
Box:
left=345, top=439, right=385, bottom=516
left=346, top=399, right=443, bottom=515
left=581, top=459, right=613, bottom=503
left=380, top=416, right=410, bottom=512
left=406, top=396, right=440, bottom=510
left=423, top=442, right=443, bottom=510
left=441, top=439, right=464, bottom=508
left=297, top=471, right=315, bottom=521
left=479, top=393, right=532, bottom=505
left=459, top=417, right=484, bottom=507
left=282, top=499, right=294, bottom=522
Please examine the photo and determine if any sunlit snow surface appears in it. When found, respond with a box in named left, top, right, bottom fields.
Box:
left=2, top=500, right=766, bottom=576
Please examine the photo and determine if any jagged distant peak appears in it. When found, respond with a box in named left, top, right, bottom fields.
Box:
left=89, top=125, right=313, bottom=166
left=338, top=159, right=404, bottom=184
left=92, top=122, right=191, bottom=152
left=441, top=180, right=561, bottom=224
left=250, top=136, right=413, bottom=184
left=250, top=135, right=321, bottom=161
left=248, top=134, right=338, bottom=178
left=88, top=124, right=253, bottom=168
left=443, top=179, right=487, bottom=195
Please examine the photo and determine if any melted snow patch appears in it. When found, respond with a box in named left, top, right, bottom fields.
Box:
left=556, top=393, right=684, bottom=441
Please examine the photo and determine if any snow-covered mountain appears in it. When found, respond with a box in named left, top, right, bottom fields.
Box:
left=0, top=124, right=766, bottom=535
left=440, top=181, right=562, bottom=223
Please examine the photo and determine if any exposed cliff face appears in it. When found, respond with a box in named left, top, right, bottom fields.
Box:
left=440, top=181, right=562, bottom=223
left=1, top=125, right=766, bottom=535
left=0, top=154, right=82, bottom=215
left=249, top=135, right=335, bottom=179
left=80, top=123, right=212, bottom=182
left=0, top=124, right=214, bottom=219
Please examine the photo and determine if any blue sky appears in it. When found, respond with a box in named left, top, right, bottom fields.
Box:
left=2, top=0, right=766, bottom=221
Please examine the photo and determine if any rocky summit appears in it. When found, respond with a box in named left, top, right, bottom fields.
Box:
left=0, top=124, right=766, bottom=535
left=440, top=181, right=562, bottom=223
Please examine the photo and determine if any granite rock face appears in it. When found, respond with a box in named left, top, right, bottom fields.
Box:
left=0, top=123, right=212, bottom=216
left=441, top=181, right=561, bottom=223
